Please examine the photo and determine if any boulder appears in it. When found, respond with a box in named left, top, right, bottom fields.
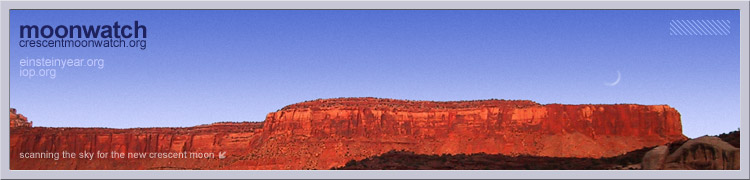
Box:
left=663, top=136, right=740, bottom=170
left=642, top=145, right=668, bottom=170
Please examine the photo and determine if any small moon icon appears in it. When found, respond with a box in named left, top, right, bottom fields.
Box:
left=605, top=71, right=621, bottom=86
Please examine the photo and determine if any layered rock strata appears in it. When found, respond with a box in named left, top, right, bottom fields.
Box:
left=10, top=98, right=687, bottom=170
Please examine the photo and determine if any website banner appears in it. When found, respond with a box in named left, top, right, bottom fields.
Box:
left=2, top=1, right=748, bottom=179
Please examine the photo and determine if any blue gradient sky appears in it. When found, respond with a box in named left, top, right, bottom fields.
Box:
left=10, top=10, right=739, bottom=138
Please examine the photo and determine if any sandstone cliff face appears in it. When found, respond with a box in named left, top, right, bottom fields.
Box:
left=247, top=98, right=686, bottom=169
left=10, top=98, right=687, bottom=170
left=10, top=109, right=263, bottom=170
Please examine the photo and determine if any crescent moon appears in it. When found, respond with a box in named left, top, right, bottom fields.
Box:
left=605, top=71, right=621, bottom=86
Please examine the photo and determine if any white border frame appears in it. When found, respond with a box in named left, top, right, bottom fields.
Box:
left=1, top=1, right=748, bottom=179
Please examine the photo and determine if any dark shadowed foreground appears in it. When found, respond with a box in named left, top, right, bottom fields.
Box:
left=335, top=131, right=739, bottom=170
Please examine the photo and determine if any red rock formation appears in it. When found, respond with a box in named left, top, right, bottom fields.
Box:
left=9, top=108, right=31, bottom=128
left=10, top=113, right=264, bottom=169
left=9, top=97, right=687, bottom=170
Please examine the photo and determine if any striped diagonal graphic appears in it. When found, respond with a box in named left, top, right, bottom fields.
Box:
left=670, top=20, right=731, bottom=36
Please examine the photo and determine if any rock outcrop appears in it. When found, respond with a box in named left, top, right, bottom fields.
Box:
left=10, top=97, right=687, bottom=170
left=642, top=136, right=740, bottom=170
left=641, top=145, right=669, bottom=170
left=9, top=108, right=31, bottom=128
